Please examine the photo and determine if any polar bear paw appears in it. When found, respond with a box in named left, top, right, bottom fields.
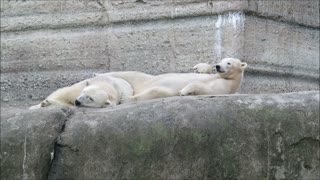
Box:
left=179, top=88, right=197, bottom=96
left=178, top=89, right=189, bottom=96
left=193, top=63, right=213, bottom=74
left=128, top=96, right=138, bottom=103
left=178, top=90, right=184, bottom=96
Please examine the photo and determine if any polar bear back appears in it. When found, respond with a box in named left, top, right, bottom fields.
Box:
left=136, top=73, right=217, bottom=94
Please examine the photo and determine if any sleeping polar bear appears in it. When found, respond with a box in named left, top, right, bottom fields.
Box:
left=29, top=75, right=133, bottom=109
left=29, top=61, right=211, bottom=109
left=29, top=58, right=246, bottom=109
left=96, top=58, right=247, bottom=101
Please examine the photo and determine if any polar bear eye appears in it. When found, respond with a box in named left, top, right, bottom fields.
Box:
left=89, top=97, right=94, bottom=101
left=227, top=62, right=231, bottom=65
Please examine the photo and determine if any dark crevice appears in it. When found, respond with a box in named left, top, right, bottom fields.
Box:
left=56, top=142, right=80, bottom=153
left=95, top=0, right=106, bottom=11
left=290, top=137, right=320, bottom=147
left=135, top=0, right=146, bottom=4
left=47, top=108, right=75, bottom=180
left=47, top=142, right=63, bottom=180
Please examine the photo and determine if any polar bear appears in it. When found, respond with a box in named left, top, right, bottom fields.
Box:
left=29, top=76, right=133, bottom=109
left=96, top=58, right=247, bottom=101
left=179, top=58, right=247, bottom=96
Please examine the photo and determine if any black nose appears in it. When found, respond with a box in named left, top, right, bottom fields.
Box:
left=75, top=100, right=81, bottom=106
left=216, top=65, right=221, bottom=70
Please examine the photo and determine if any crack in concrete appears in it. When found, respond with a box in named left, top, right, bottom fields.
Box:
left=245, top=11, right=319, bottom=30
left=47, top=107, right=75, bottom=180
left=56, top=142, right=80, bottom=153
left=95, top=0, right=106, bottom=10
left=22, top=134, right=28, bottom=180
left=289, top=137, right=320, bottom=147
left=135, top=0, right=146, bottom=4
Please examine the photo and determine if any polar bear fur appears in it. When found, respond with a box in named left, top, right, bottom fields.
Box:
left=193, top=63, right=213, bottom=74
left=96, top=58, right=247, bottom=101
left=29, top=76, right=133, bottom=109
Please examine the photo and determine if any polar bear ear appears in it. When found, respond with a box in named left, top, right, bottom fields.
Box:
left=241, top=63, right=247, bottom=69
left=93, top=73, right=102, bottom=77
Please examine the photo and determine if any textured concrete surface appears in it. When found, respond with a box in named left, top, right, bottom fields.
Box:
left=1, top=1, right=319, bottom=107
left=1, top=1, right=319, bottom=108
left=1, top=1, right=249, bottom=107
left=247, top=0, right=319, bottom=28
left=244, top=16, right=319, bottom=77
left=242, top=15, right=319, bottom=94
left=1, top=1, right=247, bottom=32
left=1, top=14, right=244, bottom=73
left=1, top=92, right=319, bottom=179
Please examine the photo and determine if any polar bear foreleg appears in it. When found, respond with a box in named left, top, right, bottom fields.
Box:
left=193, top=63, right=213, bottom=74
left=132, top=87, right=176, bottom=101
left=179, top=81, right=212, bottom=96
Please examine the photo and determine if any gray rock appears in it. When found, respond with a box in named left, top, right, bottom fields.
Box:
left=48, top=91, right=318, bottom=179
left=0, top=106, right=74, bottom=180
left=1, top=92, right=319, bottom=179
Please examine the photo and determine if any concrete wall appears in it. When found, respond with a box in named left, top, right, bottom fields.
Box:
left=242, top=0, right=319, bottom=94
left=1, top=0, right=319, bottom=107
left=247, top=0, right=319, bottom=28
left=1, top=0, right=247, bottom=107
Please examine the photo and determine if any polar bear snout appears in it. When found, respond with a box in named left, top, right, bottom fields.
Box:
left=75, top=99, right=81, bottom=106
left=216, top=65, right=225, bottom=73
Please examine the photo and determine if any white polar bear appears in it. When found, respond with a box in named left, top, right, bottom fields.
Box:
left=29, top=76, right=133, bottom=109
left=96, top=58, right=247, bottom=101
left=179, top=58, right=247, bottom=96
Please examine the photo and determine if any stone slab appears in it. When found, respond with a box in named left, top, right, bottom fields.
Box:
left=50, top=91, right=319, bottom=179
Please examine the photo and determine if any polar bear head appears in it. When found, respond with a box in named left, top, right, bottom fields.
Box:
left=75, top=84, right=113, bottom=108
left=215, top=58, right=247, bottom=79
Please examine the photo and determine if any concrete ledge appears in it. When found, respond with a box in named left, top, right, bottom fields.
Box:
left=1, top=1, right=247, bottom=32
left=1, top=92, right=318, bottom=179
left=247, top=0, right=319, bottom=28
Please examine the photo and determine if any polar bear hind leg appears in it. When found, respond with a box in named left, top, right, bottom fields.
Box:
left=131, top=87, right=176, bottom=101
